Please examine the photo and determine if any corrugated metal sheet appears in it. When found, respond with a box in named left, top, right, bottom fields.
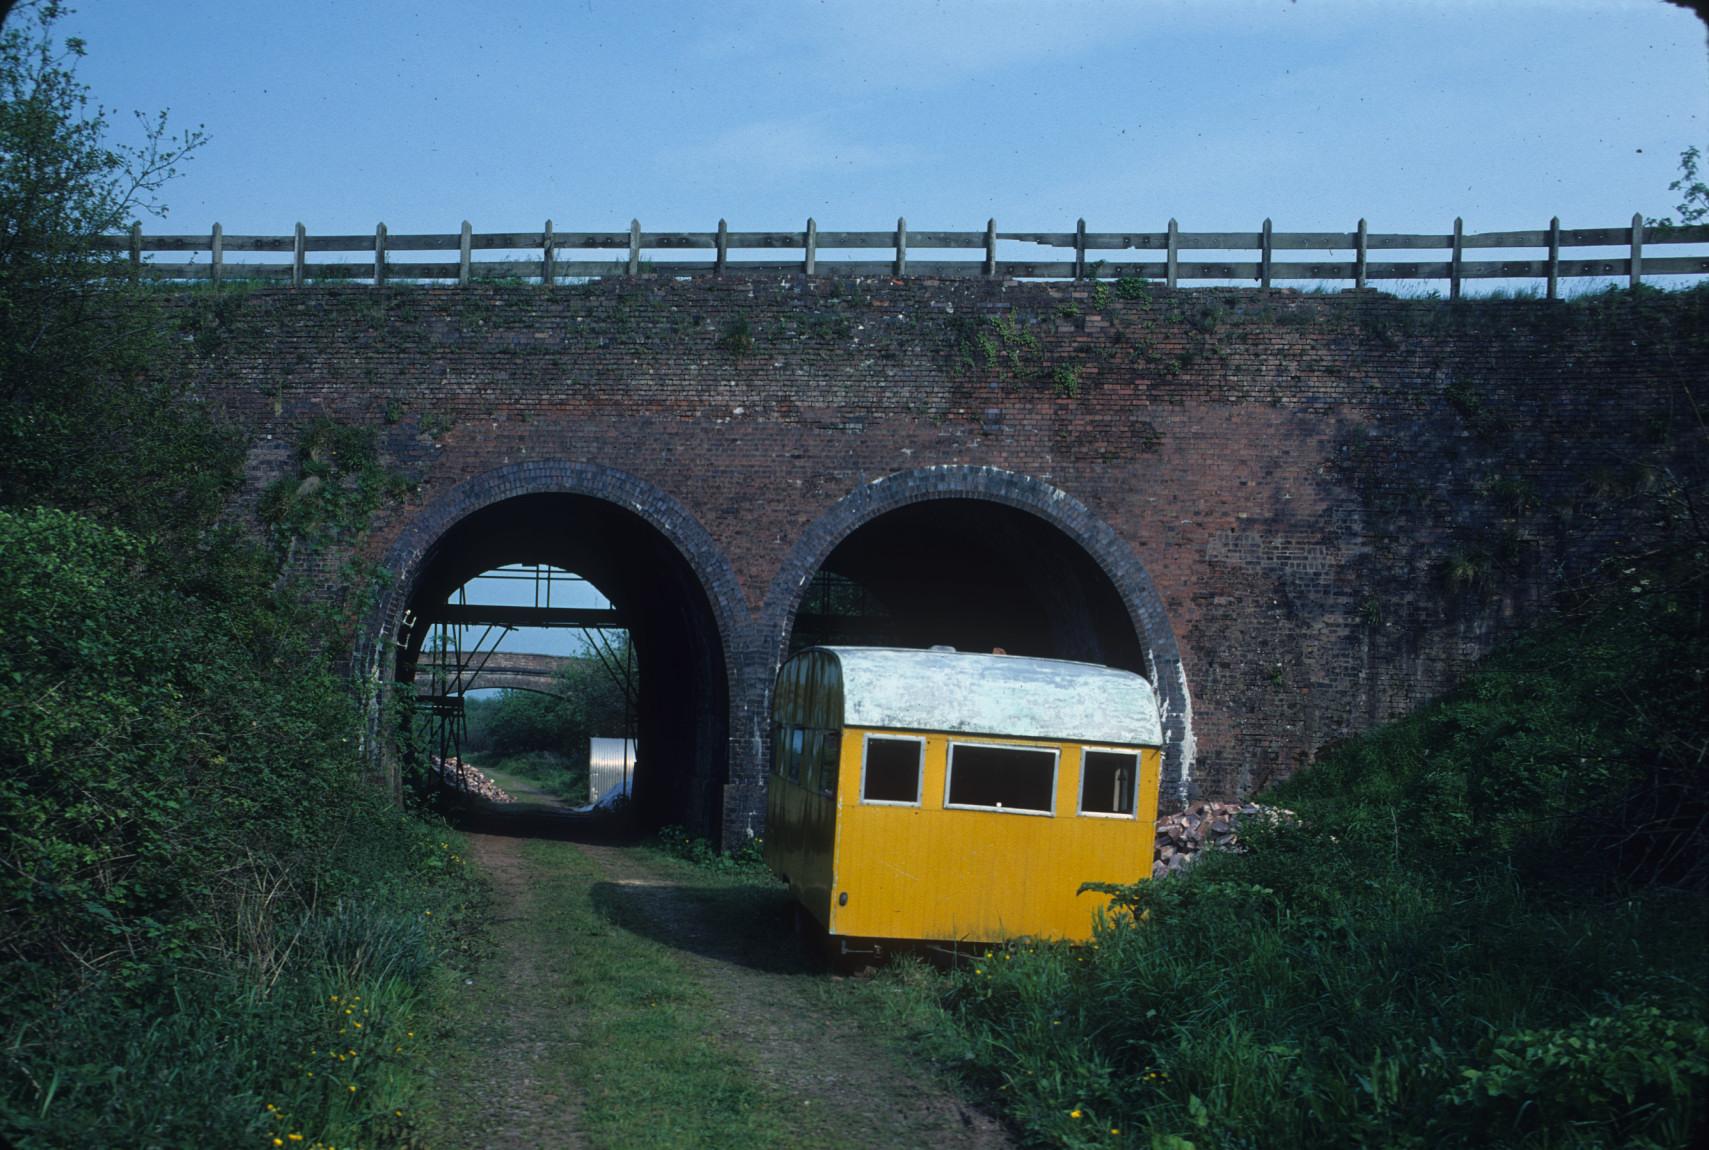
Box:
left=588, top=737, right=635, bottom=804
left=821, top=646, right=1162, bottom=748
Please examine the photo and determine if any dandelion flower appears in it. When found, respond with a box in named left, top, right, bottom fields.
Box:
left=348, top=1084, right=358, bottom=1093
left=289, top=1135, right=304, bottom=1143
left=1070, top=1109, right=1083, bottom=1119
left=273, top=1140, right=284, bottom=1147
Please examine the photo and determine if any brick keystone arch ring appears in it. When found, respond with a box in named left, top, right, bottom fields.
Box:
left=359, top=460, right=749, bottom=754
left=760, top=465, right=1194, bottom=805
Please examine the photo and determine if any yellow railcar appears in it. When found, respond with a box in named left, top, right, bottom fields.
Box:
left=764, top=646, right=1163, bottom=955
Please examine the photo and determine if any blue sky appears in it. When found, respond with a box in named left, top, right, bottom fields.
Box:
left=63, top=1, right=1708, bottom=236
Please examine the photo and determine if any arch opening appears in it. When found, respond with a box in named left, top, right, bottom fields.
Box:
left=418, top=563, right=638, bottom=807
left=786, top=498, right=1146, bottom=673
left=390, top=491, right=730, bottom=835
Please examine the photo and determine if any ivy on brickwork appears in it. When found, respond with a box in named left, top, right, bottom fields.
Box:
left=258, top=417, right=410, bottom=549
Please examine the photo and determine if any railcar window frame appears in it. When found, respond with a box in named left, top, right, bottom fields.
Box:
left=785, top=726, right=806, bottom=783
left=859, top=733, right=925, bottom=806
left=817, top=727, right=843, bottom=798
left=1078, top=745, right=1141, bottom=819
left=943, top=739, right=1060, bottom=817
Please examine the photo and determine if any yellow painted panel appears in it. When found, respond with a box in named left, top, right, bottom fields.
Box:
left=828, top=729, right=1158, bottom=944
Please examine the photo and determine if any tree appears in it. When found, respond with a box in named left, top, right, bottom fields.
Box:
left=0, top=1, right=218, bottom=535
left=1648, top=145, right=1708, bottom=230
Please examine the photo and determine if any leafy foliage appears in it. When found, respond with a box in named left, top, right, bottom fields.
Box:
left=1649, top=145, right=1708, bottom=229
left=0, top=9, right=474, bottom=1145
left=863, top=549, right=1709, bottom=1149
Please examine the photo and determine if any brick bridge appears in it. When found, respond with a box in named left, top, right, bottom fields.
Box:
left=416, top=650, right=584, bottom=697
left=176, top=276, right=1707, bottom=844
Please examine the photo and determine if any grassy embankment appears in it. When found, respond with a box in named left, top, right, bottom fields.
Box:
left=837, top=554, right=1709, bottom=1150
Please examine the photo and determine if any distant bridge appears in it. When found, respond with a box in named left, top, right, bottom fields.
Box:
left=413, top=650, right=585, bottom=697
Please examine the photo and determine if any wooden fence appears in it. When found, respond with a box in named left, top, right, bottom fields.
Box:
left=93, top=215, right=1709, bottom=298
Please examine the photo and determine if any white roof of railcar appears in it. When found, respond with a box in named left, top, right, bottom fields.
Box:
left=814, top=646, right=1162, bottom=747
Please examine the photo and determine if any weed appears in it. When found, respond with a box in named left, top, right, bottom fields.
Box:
left=1051, top=364, right=1081, bottom=398
left=717, top=316, right=755, bottom=355
left=1115, top=276, right=1151, bottom=301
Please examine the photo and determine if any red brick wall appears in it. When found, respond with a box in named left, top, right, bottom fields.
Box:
left=170, top=277, right=1709, bottom=841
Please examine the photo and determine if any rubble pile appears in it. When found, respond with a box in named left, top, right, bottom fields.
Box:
left=1153, top=800, right=1291, bottom=879
left=429, top=756, right=513, bottom=802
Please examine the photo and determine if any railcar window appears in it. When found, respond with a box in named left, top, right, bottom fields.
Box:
left=1080, top=749, right=1138, bottom=816
left=817, top=729, right=842, bottom=797
left=862, top=736, right=923, bottom=804
left=785, top=727, right=805, bottom=783
left=946, top=743, right=1057, bottom=814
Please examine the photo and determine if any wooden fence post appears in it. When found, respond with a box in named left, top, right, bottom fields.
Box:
left=1260, top=218, right=1273, bottom=288
left=375, top=222, right=387, bottom=286
left=628, top=219, right=641, bottom=276
left=1630, top=212, right=1644, bottom=289
left=1547, top=216, right=1561, bottom=300
left=1355, top=218, right=1368, bottom=289
left=984, top=218, right=997, bottom=276
left=716, top=219, right=728, bottom=274
left=293, top=222, right=305, bottom=287
left=211, top=223, right=223, bottom=286
left=804, top=218, right=816, bottom=276
left=1074, top=217, right=1087, bottom=280
left=458, top=220, right=472, bottom=285
left=1450, top=217, right=1463, bottom=300
left=1166, top=218, right=1178, bottom=288
left=129, top=222, right=141, bottom=279
left=543, top=219, right=555, bottom=286
left=895, top=217, right=907, bottom=277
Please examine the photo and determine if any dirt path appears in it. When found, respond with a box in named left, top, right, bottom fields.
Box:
left=429, top=827, right=590, bottom=1149
left=426, top=782, right=1012, bottom=1149
left=579, top=841, right=1012, bottom=1149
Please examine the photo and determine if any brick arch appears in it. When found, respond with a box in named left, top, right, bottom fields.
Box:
left=359, top=461, right=749, bottom=830
left=759, top=465, right=1194, bottom=804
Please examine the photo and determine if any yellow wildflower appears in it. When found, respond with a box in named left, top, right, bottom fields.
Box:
left=1070, top=1109, right=1083, bottom=1119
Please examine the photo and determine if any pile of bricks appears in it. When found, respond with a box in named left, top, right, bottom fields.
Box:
left=429, top=756, right=513, bottom=803
left=1153, top=800, right=1290, bottom=878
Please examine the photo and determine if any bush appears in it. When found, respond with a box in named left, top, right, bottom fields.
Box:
left=873, top=550, right=1709, bottom=1149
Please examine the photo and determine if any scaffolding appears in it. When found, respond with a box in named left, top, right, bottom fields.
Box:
left=398, top=564, right=637, bottom=802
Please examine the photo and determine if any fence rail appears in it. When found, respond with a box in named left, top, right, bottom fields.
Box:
left=93, top=215, right=1709, bottom=297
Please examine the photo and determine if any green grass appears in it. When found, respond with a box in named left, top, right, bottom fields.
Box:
left=424, top=836, right=810, bottom=1149
left=467, top=749, right=589, bottom=804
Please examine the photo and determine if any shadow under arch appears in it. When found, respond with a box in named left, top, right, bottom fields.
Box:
left=363, top=462, right=748, bottom=837
left=760, top=465, right=1193, bottom=804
